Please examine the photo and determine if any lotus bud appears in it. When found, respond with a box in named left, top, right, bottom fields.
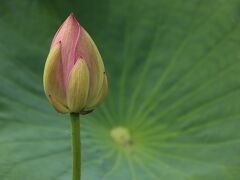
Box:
left=43, top=13, right=108, bottom=114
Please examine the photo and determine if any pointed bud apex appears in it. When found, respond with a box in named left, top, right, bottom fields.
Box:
left=43, top=13, right=108, bottom=114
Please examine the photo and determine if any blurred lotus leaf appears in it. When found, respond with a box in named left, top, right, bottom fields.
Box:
left=0, top=0, right=240, bottom=179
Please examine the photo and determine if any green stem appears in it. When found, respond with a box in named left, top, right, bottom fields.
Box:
left=70, top=113, right=81, bottom=180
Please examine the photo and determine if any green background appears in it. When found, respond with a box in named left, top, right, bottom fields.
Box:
left=0, top=0, right=240, bottom=179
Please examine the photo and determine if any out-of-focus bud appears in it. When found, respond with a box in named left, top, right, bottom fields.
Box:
left=43, top=13, right=108, bottom=114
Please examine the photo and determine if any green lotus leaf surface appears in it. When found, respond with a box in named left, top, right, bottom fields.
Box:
left=0, top=0, right=240, bottom=179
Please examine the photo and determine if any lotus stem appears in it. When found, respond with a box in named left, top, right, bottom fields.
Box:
left=70, top=113, right=81, bottom=180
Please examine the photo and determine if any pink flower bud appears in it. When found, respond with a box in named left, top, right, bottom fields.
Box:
left=43, top=13, right=108, bottom=114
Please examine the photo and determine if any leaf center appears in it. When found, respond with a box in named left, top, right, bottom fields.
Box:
left=110, top=126, right=133, bottom=147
